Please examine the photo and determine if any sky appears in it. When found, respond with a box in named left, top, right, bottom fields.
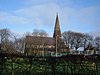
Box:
left=0, top=0, right=100, bottom=37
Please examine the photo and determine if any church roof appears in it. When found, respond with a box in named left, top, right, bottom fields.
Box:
left=26, top=36, right=55, bottom=45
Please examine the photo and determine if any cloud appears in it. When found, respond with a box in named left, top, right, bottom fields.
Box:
left=74, top=7, right=100, bottom=27
left=23, top=0, right=57, bottom=5
left=14, top=3, right=60, bottom=25
left=0, top=11, right=32, bottom=25
left=0, top=2, right=100, bottom=36
left=14, top=3, right=100, bottom=26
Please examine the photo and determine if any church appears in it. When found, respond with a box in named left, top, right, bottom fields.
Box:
left=25, top=14, right=67, bottom=56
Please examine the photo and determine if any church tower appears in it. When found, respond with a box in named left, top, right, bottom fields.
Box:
left=53, top=14, right=62, bottom=53
left=53, top=14, right=61, bottom=38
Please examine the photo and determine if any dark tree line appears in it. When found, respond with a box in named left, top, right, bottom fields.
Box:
left=0, top=28, right=48, bottom=54
left=62, top=31, right=99, bottom=51
left=0, top=28, right=100, bottom=54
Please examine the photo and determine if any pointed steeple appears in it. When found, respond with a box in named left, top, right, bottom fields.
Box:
left=53, top=13, right=61, bottom=38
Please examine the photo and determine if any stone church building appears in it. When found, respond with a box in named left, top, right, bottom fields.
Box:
left=25, top=14, right=67, bottom=55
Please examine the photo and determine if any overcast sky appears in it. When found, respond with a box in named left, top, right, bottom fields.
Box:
left=0, top=0, right=100, bottom=37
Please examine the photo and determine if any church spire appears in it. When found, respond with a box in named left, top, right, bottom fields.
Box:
left=53, top=13, right=61, bottom=38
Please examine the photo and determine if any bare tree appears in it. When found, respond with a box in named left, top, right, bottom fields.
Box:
left=62, top=31, right=85, bottom=50
left=25, top=29, right=48, bottom=55
left=94, top=36, right=100, bottom=50
left=24, top=31, right=32, bottom=36
left=73, top=32, right=83, bottom=50
left=0, top=28, right=11, bottom=50
left=82, top=33, right=93, bottom=50
left=32, top=29, right=48, bottom=37
left=14, top=37, right=25, bottom=53
left=62, top=31, right=74, bottom=49
left=32, top=29, right=40, bottom=36
left=33, top=29, right=48, bottom=55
